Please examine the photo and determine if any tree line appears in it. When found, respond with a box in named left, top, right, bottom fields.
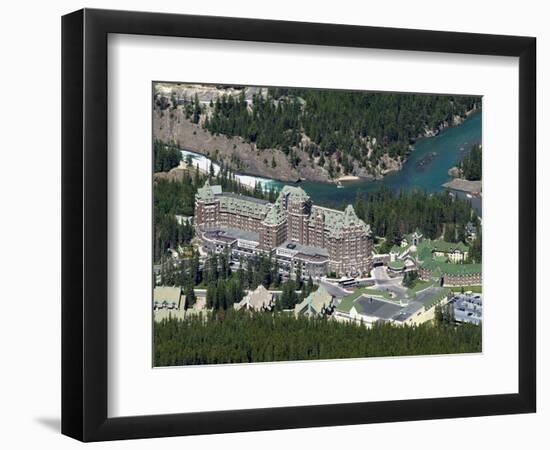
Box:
left=204, top=91, right=301, bottom=151
left=198, top=88, right=481, bottom=175
left=159, top=242, right=316, bottom=310
left=202, top=251, right=316, bottom=310
left=353, top=187, right=476, bottom=251
left=459, top=144, right=482, bottom=181
left=467, top=221, right=482, bottom=263
left=154, top=140, right=182, bottom=172
left=153, top=174, right=197, bottom=262
left=154, top=310, right=481, bottom=366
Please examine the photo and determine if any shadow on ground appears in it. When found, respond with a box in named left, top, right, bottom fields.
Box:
left=35, top=417, right=61, bottom=433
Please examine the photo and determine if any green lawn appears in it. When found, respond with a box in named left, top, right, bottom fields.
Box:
left=452, top=285, right=483, bottom=293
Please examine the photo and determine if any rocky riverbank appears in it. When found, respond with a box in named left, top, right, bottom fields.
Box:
left=153, top=107, right=334, bottom=183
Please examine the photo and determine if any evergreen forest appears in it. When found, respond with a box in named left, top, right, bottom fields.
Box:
left=200, top=88, right=481, bottom=172
left=154, top=311, right=481, bottom=366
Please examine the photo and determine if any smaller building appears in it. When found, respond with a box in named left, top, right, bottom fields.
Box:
left=431, top=241, right=469, bottom=263
left=390, top=243, right=415, bottom=262
left=409, top=239, right=481, bottom=286
left=275, top=241, right=329, bottom=279
left=153, top=286, right=183, bottom=310
left=418, top=260, right=481, bottom=286
left=294, top=286, right=334, bottom=317
left=347, top=296, right=403, bottom=326
left=387, top=259, right=406, bottom=275
left=401, top=229, right=423, bottom=247
left=449, top=292, right=482, bottom=325
left=200, top=227, right=261, bottom=257
left=334, top=288, right=402, bottom=326
left=334, top=286, right=451, bottom=327
left=372, top=253, right=390, bottom=267
left=234, top=285, right=275, bottom=312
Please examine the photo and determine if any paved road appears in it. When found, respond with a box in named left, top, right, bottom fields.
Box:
left=371, top=266, right=408, bottom=298
left=318, top=280, right=351, bottom=298
left=192, top=288, right=303, bottom=296
left=372, top=266, right=390, bottom=282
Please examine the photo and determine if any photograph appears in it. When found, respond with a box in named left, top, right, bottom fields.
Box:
left=0, top=0, right=541, bottom=446
left=152, top=82, right=483, bottom=367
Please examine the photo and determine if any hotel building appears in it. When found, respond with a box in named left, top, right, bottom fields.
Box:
left=195, top=181, right=373, bottom=277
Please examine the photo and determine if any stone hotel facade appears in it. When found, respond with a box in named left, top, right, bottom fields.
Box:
left=195, top=181, right=373, bottom=276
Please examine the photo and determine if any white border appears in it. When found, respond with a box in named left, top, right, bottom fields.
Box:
left=108, top=34, right=519, bottom=418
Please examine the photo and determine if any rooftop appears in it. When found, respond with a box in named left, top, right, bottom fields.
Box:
left=420, top=259, right=481, bottom=275
left=153, top=286, right=182, bottom=304
left=403, top=229, right=423, bottom=242
left=203, top=227, right=260, bottom=243
left=388, top=260, right=406, bottom=270
left=295, top=286, right=332, bottom=316
left=279, top=185, right=310, bottom=201
left=277, top=240, right=329, bottom=258
left=196, top=181, right=372, bottom=242
left=431, top=240, right=469, bottom=253
left=336, top=288, right=393, bottom=314
left=391, top=243, right=412, bottom=255
left=417, top=287, right=451, bottom=307
left=294, top=252, right=329, bottom=263
left=310, top=205, right=370, bottom=239
left=235, top=285, right=273, bottom=311
left=218, top=192, right=271, bottom=205
left=450, top=292, right=483, bottom=324
left=353, top=297, right=403, bottom=320
left=263, top=204, right=286, bottom=226
left=336, top=285, right=449, bottom=322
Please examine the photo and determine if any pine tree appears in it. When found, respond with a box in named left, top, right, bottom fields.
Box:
left=184, top=279, right=197, bottom=310
left=295, top=265, right=303, bottom=289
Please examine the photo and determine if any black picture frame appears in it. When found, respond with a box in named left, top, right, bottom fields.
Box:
left=62, top=8, right=536, bottom=442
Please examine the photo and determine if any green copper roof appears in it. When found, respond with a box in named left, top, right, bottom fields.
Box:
left=336, top=294, right=356, bottom=313
left=263, top=204, right=286, bottom=226
left=195, top=180, right=217, bottom=201
left=343, top=205, right=360, bottom=227
left=337, top=288, right=393, bottom=314
left=415, top=241, right=431, bottom=261
left=415, top=239, right=469, bottom=262
left=388, top=260, right=405, bottom=270
left=311, top=205, right=370, bottom=239
left=218, top=194, right=270, bottom=219
left=197, top=182, right=371, bottom=241
left=403, top=229, right=423, bottom=244
left=279, top=185, right=310, bottom=201
left=431, top=240, right=469, bottom=253
left=420, top=259, right=481, bottom=275
left=391, top=243, right=412, bottom=255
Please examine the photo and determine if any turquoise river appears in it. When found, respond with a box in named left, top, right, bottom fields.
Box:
left=181, top=110, right=482, bottom=213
